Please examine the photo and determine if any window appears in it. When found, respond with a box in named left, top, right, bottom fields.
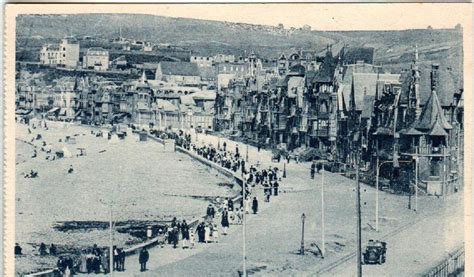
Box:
left=63, top=54, right=66, bottom=57
left=63, top=47, right=66, bottom=51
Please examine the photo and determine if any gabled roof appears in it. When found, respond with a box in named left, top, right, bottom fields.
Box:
left=429, top=120, right=449, bottom=136
left=156, top=99, right=178, bottom=112
left=414, top=90, right=452, bottom=132
left=351, top=73, right=378, bottom=111
left=159, top=62, right=200, bottom=77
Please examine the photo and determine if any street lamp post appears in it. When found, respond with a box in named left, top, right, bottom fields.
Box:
left=414, top=148, right=419, bottom=212
left=321, top=165, right=325, bottom=257
left=246, top=145, right=249, bottom=162
left=355, top=159, right=362, bottom=277
left=242, top=178, right=247, bottom=277
left=109, top=204, right=114, bottom=275
left=300, top=213, right=306, bottom=255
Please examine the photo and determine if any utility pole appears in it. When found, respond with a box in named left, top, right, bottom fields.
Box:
left=415, top=147, right=418, bottom=212
left=356, top=156, right=362, bottom=277
left=242, top=179, right=247, bottom=277
left=375, top=140, right=379, bottom=232
left=300, top=213, right=306, bottom=255
left=109, top=203, right=114, bottom=276
left=321, top=166, right=325, bottom=257
left=246, top=144, right=249, bottom=162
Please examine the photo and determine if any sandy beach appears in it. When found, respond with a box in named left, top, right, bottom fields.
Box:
left=15, top=120, right=237, bottom=275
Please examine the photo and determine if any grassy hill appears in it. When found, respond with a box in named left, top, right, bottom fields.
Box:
left=16, top=14, right=463, bottom=75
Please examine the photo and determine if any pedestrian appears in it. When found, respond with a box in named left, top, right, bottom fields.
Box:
left=311, top=162, right=316, bottom=179
left=119, top=248, right=126, bottom=271
left=113, top=246, right=119, bottom=271
left=190, top=231, right=196, bottom=249
left=221, top=208, right=230, bottom=235
left=172, top=226, right=179, bottom=248
left=212, top=224, right=219, bottom=243
left=273, top=181, right=279, bottom=196
left=139, top=248, right=149, bottom=272
left=49, top=243, right=57, bottom=256
left=181, top=220, right=189, bottom=249
left=223, top=141, right=227, bottom=151
left=79, top=250, right=87, bottom=273
left=68, top=165, right=74, bottom=174
left=206, top=204, right=215, bottom=219
left=204, top=223, right=212, bottom=243
left=38, top=242, right=47, bottom=255
left=257, top=142, right=261, bottom=152
left=102, top=250, right=110, bottom=274
left=252, top=197, right=258, bottom=214
left=227, top=197, right=234, bottom=211
left=197, top=222, right=205, bottom=243
left=14, top=243, right=22, bottom=255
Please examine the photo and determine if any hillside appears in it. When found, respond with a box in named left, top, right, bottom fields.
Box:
left=16, top=14, right=463, bottom=73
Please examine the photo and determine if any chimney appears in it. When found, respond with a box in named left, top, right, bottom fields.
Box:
left=430, top=63, right=439, bottom=92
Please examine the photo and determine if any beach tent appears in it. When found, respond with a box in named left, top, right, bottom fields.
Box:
left=62, top=146, right=73, bottom=158
left=109, top=134, right=120, bottom=144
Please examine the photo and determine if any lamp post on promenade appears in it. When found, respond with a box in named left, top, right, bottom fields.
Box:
left=300, top=213, right=306, bottom=255
left=355, top=158, right=362, bottom=277
left=246, top=144, right=249, bottom=162
left=242, top=178, right=247, bottom=277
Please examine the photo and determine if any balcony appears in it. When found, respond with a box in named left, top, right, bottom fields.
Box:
left=401, top=145, right=450, bottom=157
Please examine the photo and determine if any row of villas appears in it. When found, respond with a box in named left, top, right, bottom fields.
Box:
left=213, top=46, right=463, bottom=196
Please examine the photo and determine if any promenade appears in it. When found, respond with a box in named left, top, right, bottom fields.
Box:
left=108, top=132, right=462, bottom=276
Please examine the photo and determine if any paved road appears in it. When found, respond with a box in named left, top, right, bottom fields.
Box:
left=100, top=133, right=463, bottom=276
left=325, top=193, right=463, bottom=277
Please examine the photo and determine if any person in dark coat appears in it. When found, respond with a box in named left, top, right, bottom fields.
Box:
left=273, top=181, right=279, bottom=196
left=49, top=244, right=57, bottom=256
left=172, top=226, right=179, bottom=248
left=139, top=248, right=149, bottom=272
left=227, top=197, right=234, bottom=211
left=113, top=246, right=119, bottom=271
left=119, top=248, right=126, bottom=271
left=223, top=142, right=227, bottom=151
left=39, top=242, right=47, bottom=255
left=311, top=162, right=316, bottom=179
left=252, top=197, right=258, bottom=214
left=197, top=222, right=205, bottom=243
left=206, top=204, right=215, bottom=219
left=221, top=208, right=230, bottom=235
left=14, top=243, right=22, bottom=255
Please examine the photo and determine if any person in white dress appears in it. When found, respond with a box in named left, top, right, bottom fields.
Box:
left=212, top=224, right=219, bottom=243
left=204, top=224, right=211, bottom=243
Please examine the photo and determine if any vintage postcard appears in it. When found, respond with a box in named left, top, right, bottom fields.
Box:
left=3, top=3, right=473, bottom=276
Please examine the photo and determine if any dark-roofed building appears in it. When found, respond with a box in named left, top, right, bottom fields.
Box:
left=155, top=61, right=201, bottom=86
